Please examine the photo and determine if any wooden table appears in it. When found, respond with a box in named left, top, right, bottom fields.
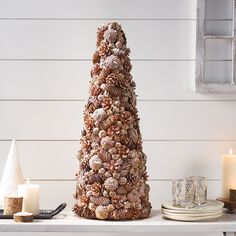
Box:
left=0, top=210, right=236, bottom=235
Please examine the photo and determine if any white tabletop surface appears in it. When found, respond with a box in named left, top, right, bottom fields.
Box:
left=0, top=210, right=236, bottom=233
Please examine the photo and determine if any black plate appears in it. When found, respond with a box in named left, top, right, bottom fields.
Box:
left=0, top=202, right=67, bottom=219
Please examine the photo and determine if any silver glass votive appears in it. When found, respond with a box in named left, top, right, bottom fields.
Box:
left=172, top=179, right=195, bottom=208
left=186, top=176, right=207, bottom=205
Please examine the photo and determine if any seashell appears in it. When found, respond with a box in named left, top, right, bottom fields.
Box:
left=113, top=107, right=120, bottom=113
left=101, top=136, right=114, bottom=150
left=109, top=191, right=116, bottom=198
left=86, top=190, right=93, bottom=197
left=128, top=128, right=139, bottom=143
left=90, top=196, right=110, bottom=206
left=91, top=142, right=99, bottom=149
left=93, top=127, right=99, bottom=135
left=127, top=189, right=140, bottom=203
left=103, top=55, right=121, bottom=70
left=77, top=175, right=87, bottom=186
left=104, top=29, right=118, bottom=43
left=111, top=154, right=120, bottom=160
left=116, top=185, right=128, bottom=195
left=97, top=94, right=104, bottom=101
left=115, top=142, right=122, bottom=148
left=119, top=177, right=127, bottom=185
left=100, top=83, right=107, bottom=91
left=112, top=48, right=120, bottom=55
left=88, top=203, right=97, bottom=211
left=115, top=41, right=123, bottom=49
left=108, top=147, right=117, bottom=154
left=91, top=182, right=102, bottom=197
left=98, top=167, right=106, bottom=174
left=105, top=171, right=112, bottom=178
left=98, top=130, right=106, bottom=138
left=112, top=172, right=120, bottom=179
left=95, top=205, right=109, bottom=219
left=104, top=177, right=119, bottom=191
left=107, top=109, right=113, bottom=116
left=103, top=190, right=109, bottom=197
left=92, top=108, right=107, bottom=122
left=89, top=155, right=103, bottom=170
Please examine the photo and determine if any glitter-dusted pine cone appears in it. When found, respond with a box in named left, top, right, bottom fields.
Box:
left=74, top=22, right=152, bottom=220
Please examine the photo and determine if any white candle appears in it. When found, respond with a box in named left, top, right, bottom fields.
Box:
left=18, top=179, right=40, bottom=215
left=222, top=149, right=236, bottom=198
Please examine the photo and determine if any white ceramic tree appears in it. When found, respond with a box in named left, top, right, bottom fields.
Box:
left=0, top=139, right=24, bottom=207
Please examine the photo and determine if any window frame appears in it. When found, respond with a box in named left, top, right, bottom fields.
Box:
left=196, top=0, right=236, bottom=93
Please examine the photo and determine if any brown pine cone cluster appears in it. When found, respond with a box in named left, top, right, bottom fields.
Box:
left=74, top=22, right=151, bottom=220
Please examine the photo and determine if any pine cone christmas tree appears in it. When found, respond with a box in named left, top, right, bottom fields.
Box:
left=74, top=22, right=151, bottom=220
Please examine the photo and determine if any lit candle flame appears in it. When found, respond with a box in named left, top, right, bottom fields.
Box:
left=230, top=149, right=233, bottom=155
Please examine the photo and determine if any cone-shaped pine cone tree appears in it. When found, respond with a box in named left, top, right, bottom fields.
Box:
left=74, top=22, right=151, bottom=220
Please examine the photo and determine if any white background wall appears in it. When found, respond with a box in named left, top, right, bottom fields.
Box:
left=0, top=0, right=236, bottom=235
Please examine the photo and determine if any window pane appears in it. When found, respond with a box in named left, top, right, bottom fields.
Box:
left=205, top=39, right=232, bottom=60
left=205, top=20, right=232, bottom=36
left=204, top=61, right=232, bottom=83
left=206, top=0, right=233, bottom=20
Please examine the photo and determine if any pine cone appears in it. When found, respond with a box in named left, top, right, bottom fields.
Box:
left=116, top=185, right=128, bottom=195
left=91, top=63, right=101, bottom=78
left=73, top=205, right=96, bottom=219
left=91, top=182, right=102, bottom=196
left=87, top=173, right=105, bottom=184
left=90, top=196, right=110, bottom=206
left=96, top=25, right=108, bottom=47
left=112, top=209, right=129, bottom=220
left=126, top=208, right=141, bottom=219
left=92, top=51, right=101, bottom=64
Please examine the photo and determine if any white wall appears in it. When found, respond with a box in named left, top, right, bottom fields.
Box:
left=0, top=0, right=235, bottom=235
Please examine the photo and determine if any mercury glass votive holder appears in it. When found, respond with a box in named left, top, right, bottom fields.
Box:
left=172, top=179, right=195, bottom=208
left=186, top=176, right=207, bottom=205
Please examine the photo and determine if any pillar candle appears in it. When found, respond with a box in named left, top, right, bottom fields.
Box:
left=18, top=179, right=40, bottom=215
left=222, top=149, right=236, bottom=198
